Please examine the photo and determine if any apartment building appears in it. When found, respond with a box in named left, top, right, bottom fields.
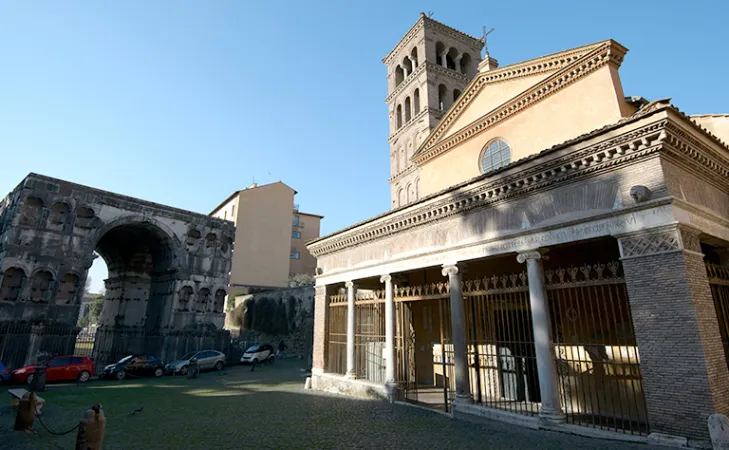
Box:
left=210, top=182, right=322, bottom=290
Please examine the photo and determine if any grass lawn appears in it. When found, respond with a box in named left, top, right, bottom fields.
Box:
left=1, top=360, right=663, bottom=450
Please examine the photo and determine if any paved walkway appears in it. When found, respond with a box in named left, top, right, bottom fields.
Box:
left=1, top=360, right=666, bottom=449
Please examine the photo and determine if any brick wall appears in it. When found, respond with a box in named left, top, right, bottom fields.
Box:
left=623, top=249, right=729, bottom=443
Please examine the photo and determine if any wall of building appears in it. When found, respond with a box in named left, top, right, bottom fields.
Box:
left=418, top=65, right=631, bottom=196
left=289, top=211, right=321, bottom=276
left=228, top=183, right=295, bottom=289
left=225, top=285, right=314, bottom=358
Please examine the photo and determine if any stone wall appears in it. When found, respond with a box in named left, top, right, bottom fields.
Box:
left=225, top=286, right=314, bottom=359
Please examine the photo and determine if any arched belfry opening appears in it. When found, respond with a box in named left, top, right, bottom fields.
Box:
left=94, top=221, right=179, bottom=333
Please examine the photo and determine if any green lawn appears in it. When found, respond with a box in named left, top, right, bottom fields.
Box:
left=1, top=360, right=663, bottom=450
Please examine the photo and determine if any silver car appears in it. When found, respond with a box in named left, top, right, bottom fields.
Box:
left=165, top=350, right=226, bottom=375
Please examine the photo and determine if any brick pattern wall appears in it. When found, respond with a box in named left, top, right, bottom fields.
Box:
left=312, top=285, right=327, bottom=371
left=623, top=249, right=729, bottom=442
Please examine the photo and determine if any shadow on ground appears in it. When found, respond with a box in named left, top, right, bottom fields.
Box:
left=0, top=360, right=664, bottom=450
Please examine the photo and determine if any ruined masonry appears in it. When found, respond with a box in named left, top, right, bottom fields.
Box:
left=0, top=173, right=234, bottom=366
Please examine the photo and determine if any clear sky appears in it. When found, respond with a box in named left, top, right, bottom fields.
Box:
left=1, top=1, right=727, bottom=293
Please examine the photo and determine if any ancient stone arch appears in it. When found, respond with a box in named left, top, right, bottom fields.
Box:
left=0, top=173, right=233, bottom=366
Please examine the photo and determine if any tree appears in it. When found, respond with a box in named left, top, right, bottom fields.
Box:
left=289, top=273, right=314, bottom=287
left=89, top=295, right=104, bottom=324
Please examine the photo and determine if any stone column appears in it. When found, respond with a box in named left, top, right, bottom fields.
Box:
left=619, top=226, right=729, bottom=446
left=455, top=55, right=462, bottom=73
left=440, top=52, right=448, bottom=68
left=312, top=285, right=327, bottom=374
left=345, top=281, right=356, bottom=378
left=517, top=250, right=564, bottom=425
left=381, top=274, right=396, bottom=385
left=442, top=264, right=471, bottom=403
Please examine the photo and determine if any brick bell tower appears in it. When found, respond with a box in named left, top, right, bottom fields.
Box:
left=383, top=13, right=484, bottom=209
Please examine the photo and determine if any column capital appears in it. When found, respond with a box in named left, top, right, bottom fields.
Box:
left=344, top=281, right=354, bottom=289
left=380, top=274, right=392, bottom=284
left=517, top=250, right=547, bottom=264
left=441, top=264, right=460, bottom=277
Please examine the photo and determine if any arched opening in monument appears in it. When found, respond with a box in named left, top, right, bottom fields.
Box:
left=93, top=222, right=178, bottom=333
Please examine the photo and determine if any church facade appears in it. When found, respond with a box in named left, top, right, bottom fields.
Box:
left=307, top=13, right=729, bottom=448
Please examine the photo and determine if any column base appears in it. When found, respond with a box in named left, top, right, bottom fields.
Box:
left=452, top=394, right=473, bottom=406
left=385, top=382, right=398, bottom=404
left=345, top=370, right=356, bottom=379
left=538, top=407, right=565, bottom=427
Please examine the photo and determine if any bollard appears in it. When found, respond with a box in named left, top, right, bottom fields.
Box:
left=75, top=404, right=105, bottom=450
left=187, top=358, right=199, bottom=379
left=29, top=365, right=47, bottom=392
left=14, top=392, right=37, bottom=431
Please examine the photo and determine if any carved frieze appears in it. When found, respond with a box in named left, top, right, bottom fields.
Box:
left=618, top=227, right=681, bottom=258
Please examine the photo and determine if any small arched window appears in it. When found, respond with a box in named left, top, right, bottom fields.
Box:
left=413, top=89, right=420, bottom=113
left=438, top=84, right=447, bottom=110
left=411, top=47, right=418, bottom=68
left=480, top=139, right=512, bottom=174
left=396, top=105, right=403, bottom=129
left=395, top=66, right=404, bottom=86
left=404, top=97, right=412, bottom=122
left=460, top=53, right=472, bottom=75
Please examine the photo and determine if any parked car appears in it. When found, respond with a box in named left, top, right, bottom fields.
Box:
left=102, top=355, right=165, bottom=380
left=240, top=344, right=275, bottom=365
left=12, top=356, right=94, bottom=384
left=0, top=361, right=10, bottom=383
left=165, top=350, right=226, bottom=375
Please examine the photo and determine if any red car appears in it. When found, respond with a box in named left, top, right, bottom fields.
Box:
left=12, top=356, right=95, bottom=384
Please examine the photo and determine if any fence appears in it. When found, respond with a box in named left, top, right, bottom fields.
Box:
left=707, top=263, right=729, bottom=371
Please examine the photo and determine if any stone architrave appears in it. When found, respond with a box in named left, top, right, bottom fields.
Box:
left=709, top=414, right=729, bottom=450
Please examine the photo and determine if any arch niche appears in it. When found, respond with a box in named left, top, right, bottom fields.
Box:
left=90, top=218, right=182, bottom=332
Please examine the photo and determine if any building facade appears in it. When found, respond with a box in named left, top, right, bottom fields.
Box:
left=307, top=16, right=729, bottom=449
left=210, top=182, right=322, bottom=290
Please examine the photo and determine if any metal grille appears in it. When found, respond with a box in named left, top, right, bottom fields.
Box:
left=465, top=281, right=540, bottom=416
left=355, top=302, right=386, bottom=383
left=326, top=300, right=347, bottom=375
left=547, top=262, right=648, bottom=435
left=0, top=323, right=92, bottom=370
left=707, top=263, right=729, bottom=370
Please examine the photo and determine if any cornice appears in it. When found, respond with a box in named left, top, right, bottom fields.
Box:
left=661, top=121, right=729, bottom=189
left=385, top=61, right=470, bottom=104
left=383, top=18, right=424, bottom=65
left=309, top=118, right=666, bottom=257
left=389, top=165, right=419, bottom=184
left=388, top=107, right=434, bottom=144
left=413, top=40, right=627, bottom=165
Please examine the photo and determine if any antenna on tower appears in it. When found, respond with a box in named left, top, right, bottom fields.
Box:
left=427, top=11, right=434, bottom=18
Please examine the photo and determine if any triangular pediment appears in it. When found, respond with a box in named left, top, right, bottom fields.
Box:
left=413, top=40, right=627, bottom=165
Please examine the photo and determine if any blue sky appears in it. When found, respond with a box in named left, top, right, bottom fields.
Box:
left=1, top=1, right=727, bottom=292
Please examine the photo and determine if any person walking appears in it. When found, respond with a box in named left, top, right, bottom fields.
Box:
left=277, top=340, right=287, bottom=360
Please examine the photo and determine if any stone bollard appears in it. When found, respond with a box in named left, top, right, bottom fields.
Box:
left=709, top=414, right=729, bottom=450
left=29, top=365, right=47, bottom=392
left=187, top=358, right=199, bottom=379
left=13, top=392, right=37, bottom=431
left=304, top=377, right=312, bottom=390
left=75, top=404, right=106, bottom=450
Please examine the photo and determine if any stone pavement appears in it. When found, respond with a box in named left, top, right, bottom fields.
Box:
left=1, top=360, right=668, bottom=449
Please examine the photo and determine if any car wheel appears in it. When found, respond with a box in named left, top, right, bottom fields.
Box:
left=78, top=371, right=91, bottom=383
left=180, top=365, right=189, bottom=375
left=115, top=371, right=126, bottom=381
left=25, top=374, right=35, bottom=385
left=154, top=368, right=164, bottom=377
left=215, top=361, right=224, bottom=371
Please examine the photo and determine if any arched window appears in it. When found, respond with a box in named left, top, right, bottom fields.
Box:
left=30, top=270, right=53, bottom=303
left=178, top=286, right=193, bottom=311
left=48, top=202, right=70, bottom=226
left=397, top=188, right=405, bottom=207
left=413, top=89, right=420, bottom=113
left=453, top=89, right=462, bottom=103
left=403, top=56, right=413, bottom=75
left=396, top=105, right=403, bottom=129
left=406, top=183, right=412, bottom=204
left=435, top=42, right=446, bottom=66
left=55, top=273, right=79, bottom=305
left=404, top=97, right=412, bottom=122
left=438, top=84, right=447, bottom=110
left=205, top=233, right=217, bottom=249
left=395, top=66, right=404, bottom=86
left=480, top=139, right=512, bottom=174
left=446, top=47, right=458, bottom=71
left=0, top=267, right=26, bottom=302
left=411, top=47, right=418, bottom=68
left=214, top=289, right=226, bottom=313
left=186, top=229, right=201, bottom=246
left=460, top=52, right=472, bottom=75
left=20, top=197, right=44, bottom=226
left=196, top=288, right=210, bottom=312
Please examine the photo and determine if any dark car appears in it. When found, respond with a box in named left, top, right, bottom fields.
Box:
left=102, top=355, right=165, bottom=380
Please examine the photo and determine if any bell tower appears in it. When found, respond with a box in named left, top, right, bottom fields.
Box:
left=384, top=13, right=484, bottom=209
